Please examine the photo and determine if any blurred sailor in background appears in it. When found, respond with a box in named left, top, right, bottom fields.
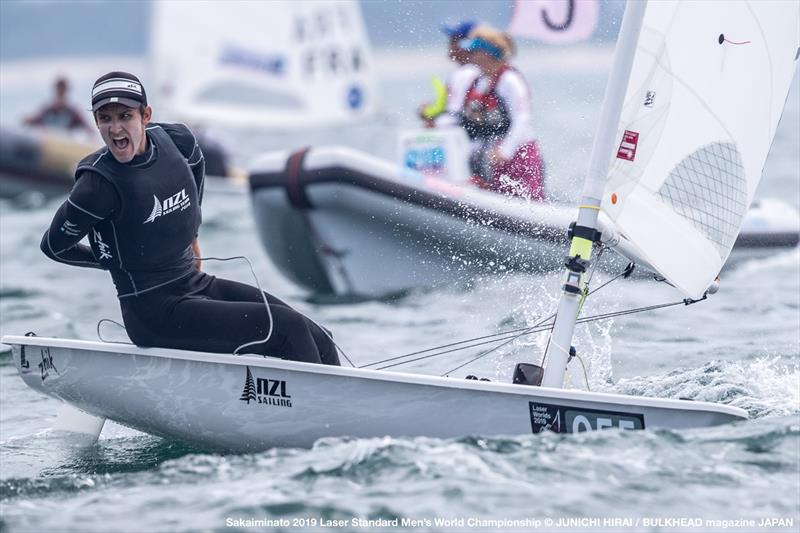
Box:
left=24, top=77, right=94, bottom=135
left=418, top=20, right=480, bottom=126
left=434, top=25, right=545, bottom=200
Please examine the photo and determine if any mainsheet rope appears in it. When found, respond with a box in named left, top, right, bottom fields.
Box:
left=361, top=259, right=705, bottom=375
left=96, top=255, right=702, bottom=374
left=363, top=256, right=630, bottom=371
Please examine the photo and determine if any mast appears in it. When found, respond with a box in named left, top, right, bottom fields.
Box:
left=540, top=0, right=648, bottom=389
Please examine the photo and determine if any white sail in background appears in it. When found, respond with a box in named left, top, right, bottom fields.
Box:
left=149, top=0, right=378, bottom=129
left=601, top=1, right=800, bottom=299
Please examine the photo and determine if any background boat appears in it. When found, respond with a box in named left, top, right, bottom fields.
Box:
left=0, top=124, right=247, bottom=201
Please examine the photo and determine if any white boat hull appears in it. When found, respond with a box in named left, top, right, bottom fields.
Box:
left=248, top=146, right=799, bottom=297
left=4, top=335, right=747, bottom=452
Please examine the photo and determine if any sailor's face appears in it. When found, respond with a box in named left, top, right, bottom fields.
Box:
left=449, top=37, right=470, bottom=65
left=95, top=103, right=152, bottom=163
left=472, top=50, right=497, bottom=71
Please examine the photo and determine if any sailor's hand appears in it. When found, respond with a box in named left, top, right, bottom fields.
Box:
left=417, top=104, right=436, bottom=128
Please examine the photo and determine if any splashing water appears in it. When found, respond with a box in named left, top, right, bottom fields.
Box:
left=614, top=356, right=799, bottom=418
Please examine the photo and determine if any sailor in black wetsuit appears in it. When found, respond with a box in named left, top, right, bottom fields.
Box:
left=40, top=71, right=339, bottom=366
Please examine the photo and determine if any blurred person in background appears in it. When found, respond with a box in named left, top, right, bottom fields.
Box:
left=434, top=25, right=545, bottom=200
left=418, top=20, right=480, bottom=125
left=24, top=77, right=94, bottom=135
left=39, top=71, right=339, bottom=366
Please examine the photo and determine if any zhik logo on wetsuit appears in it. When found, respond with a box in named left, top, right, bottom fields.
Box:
left=143, top=188, right=191, bottom=224
left=92, top=229, right=113, bottom=260
left=240, top=366, right=292, bottom=408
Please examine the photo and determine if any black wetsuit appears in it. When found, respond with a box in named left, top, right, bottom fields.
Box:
left=41, top=123, right=339, bottom=365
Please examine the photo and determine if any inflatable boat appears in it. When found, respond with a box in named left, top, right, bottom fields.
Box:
left=249, top=146, right=799, bottom=297
left=0, top=125, right=244, bottom=199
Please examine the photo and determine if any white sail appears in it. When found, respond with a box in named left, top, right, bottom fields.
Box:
left=601, top=1, right=799, bottom=299
left=149, top=0, right=378, bottom=129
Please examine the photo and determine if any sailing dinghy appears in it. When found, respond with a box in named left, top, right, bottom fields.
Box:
left=4, top=0, right=797, bottom=450
left=149, top=0, right=378, bottom=130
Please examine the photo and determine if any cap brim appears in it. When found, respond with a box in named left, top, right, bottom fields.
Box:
left=92, top=97, right=142, bottom=112
left=441, top=27, right=465, bottom=38
left=441, top=21, right=474, bottom=38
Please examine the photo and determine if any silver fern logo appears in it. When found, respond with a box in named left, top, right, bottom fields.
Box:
left=240, top=367, right=257, bottom=404
left=143, top=189, right=190, bottom=224
left=143, top=196, right=163, bottom=224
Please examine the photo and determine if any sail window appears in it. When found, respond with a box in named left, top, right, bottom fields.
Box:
left=657, top=142, right=747, bottom=256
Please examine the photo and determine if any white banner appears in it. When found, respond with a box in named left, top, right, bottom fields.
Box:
left=508, top=0, right=598, bottom=44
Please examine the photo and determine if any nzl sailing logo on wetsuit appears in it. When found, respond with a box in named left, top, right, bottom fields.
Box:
left=143, top=188, right=191, bottom=224
left=240, top=366, right=292, bottom=408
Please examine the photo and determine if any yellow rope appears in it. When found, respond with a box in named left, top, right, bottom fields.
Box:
left=577, top=204, right=601, bottom=210
left=576, top=353, right=592, bottom=391
left=577, top=286, right=589, bottom=314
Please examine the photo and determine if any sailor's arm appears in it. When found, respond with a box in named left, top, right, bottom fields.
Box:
left=40, top=172, right=118, bottom=269
left=161, top=122, right=205, bottom=205
left=495, top=71, right=533, bottom=160
left=187, top=135, right=205, bottom=207
left=40, top=200, right=102, bottom=268
left=435, top=64, right=480, bottom=128
left=69, top=105, right=94, bottom=135
left=191, top=238, right=202, bottom=272
left=162, top=123, right=206, bottom=271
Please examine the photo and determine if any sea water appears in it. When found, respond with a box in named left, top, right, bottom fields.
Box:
left=0, top=51, right=798, bottom=533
